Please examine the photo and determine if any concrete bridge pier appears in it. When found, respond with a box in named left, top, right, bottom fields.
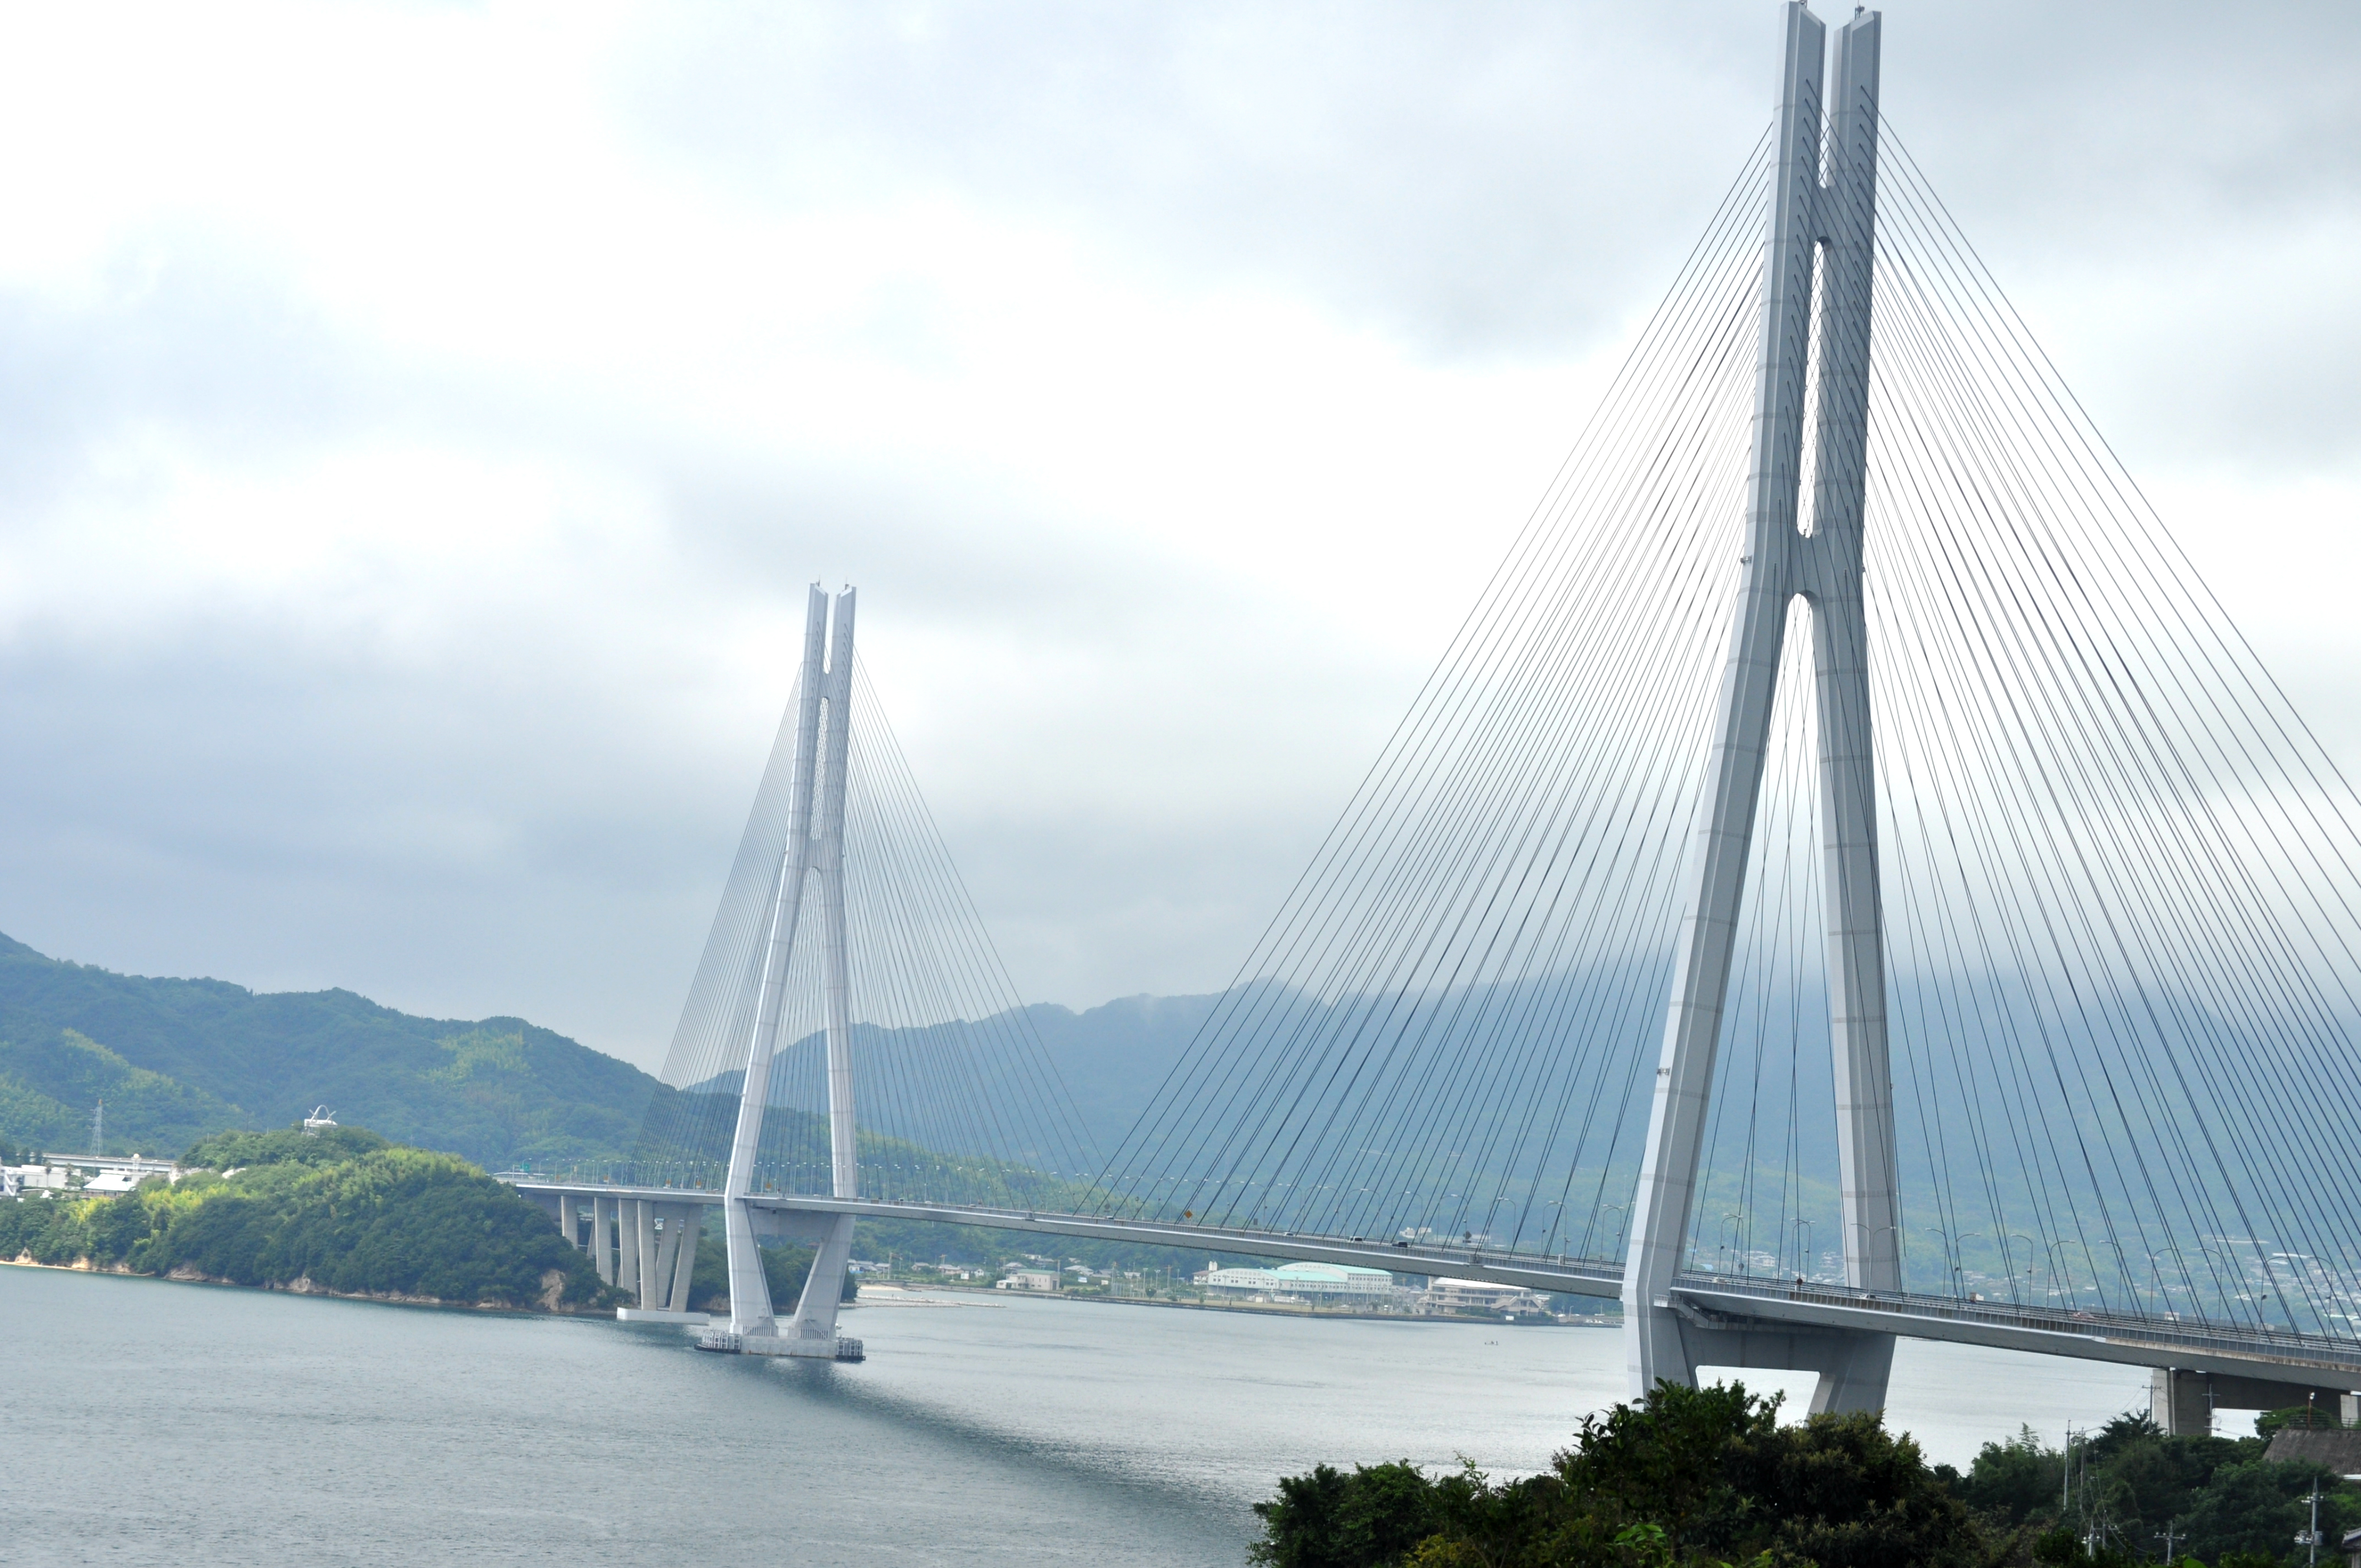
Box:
left=2150, top=1368, right=2361, bottom=1437
left=541, top=1191, right=707, bottom=1320
left=615, top=1202, right=705, bottom=1322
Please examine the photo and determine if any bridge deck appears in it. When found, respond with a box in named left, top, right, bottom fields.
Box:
left=508, top=1181, right=2361, bottom=1387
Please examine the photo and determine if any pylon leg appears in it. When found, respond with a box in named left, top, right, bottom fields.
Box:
left=1624, top=0, right=1828, bottom=1399
left=783, top=1214, right=857, bottom=1354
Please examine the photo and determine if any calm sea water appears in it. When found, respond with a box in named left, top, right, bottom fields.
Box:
left=2, top=1265, right=2158, bottom=1566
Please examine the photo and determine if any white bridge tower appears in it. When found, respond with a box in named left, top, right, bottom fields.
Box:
left=712, top=582, right=863, bottom=1358
left=1622, top=2, right=1898, bottom=1412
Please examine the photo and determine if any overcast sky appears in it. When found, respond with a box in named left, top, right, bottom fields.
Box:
left=0, top=0, right=2353, bottom=1072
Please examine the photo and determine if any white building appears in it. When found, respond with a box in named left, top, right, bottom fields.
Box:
left=2, top=1165, right=67, bottom=1196
left=6, top=1154, right=185, bottom=1198
left=995, top=1269, right=1061, bottom=1292
left=1194, top=1261, right=1398, bottom=1302
left=40, top=1153, right=178, bottom=1180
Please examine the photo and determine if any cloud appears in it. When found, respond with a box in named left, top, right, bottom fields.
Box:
left=0, top=0, right=2350, bottom=1069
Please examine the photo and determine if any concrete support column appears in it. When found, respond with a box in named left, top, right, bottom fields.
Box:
left=634, top=1200, right=658, bottom=1308
left=650, top=1207, right=684, bottom=1304
left=2152, top=1369, right=2213, bottom=1436
left=590, top=1196, right=615, bottom=1286
left=717, top=585, right=861, bottom=1359
left=616, top=1199, right=642, bottom=1301
left=815, top=591, right=859, bottom=1208
left=667, top=1206, right=704, bottom=1314
left=2153, top=1369, right=2359, bottom=1435
left=777, top=589, right=859, bottom=1357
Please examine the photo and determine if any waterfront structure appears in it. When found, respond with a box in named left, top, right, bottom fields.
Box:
left=1197, top=1261, right=1398, bottom=1303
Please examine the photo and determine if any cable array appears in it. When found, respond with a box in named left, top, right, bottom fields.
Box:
left=1856, top=125, right=2361, bottom=1334
left=1083, top=132, right=1778, bottom=1255
left=1083, top=123, right=2361, bottom=1346
left=630, top=660, right=1098, bottom=1205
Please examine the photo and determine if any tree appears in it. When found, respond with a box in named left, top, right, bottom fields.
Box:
left=1250, top=1380, right=1985, bottom=1568
left=1960, top=1406, right=2360, bottom=1566
left=1251, top=1462, right=1438, bottom=1568
left=6, top=1124, right=614, bottom=1309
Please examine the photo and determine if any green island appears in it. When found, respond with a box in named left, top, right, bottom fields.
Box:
left=1253, top=1383, right=2357, bottom=1568
left=1, top=1125, right=616, bottom=1309
left=1, top=1119, right=855, bottom=1318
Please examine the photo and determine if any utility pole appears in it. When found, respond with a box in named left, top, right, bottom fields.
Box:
left=2155, top=1522, right=2182, bottom=1567
left=2297, top=1476, right=2321, bottom=1568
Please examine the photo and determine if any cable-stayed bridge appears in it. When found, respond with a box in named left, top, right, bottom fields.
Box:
left=514, top=3, right=2361, bottom=1432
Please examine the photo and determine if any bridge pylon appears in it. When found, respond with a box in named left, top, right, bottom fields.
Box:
left=1622, top=2, right=1898, bottom=1412
left=709, top=582, right=864, bottom=1359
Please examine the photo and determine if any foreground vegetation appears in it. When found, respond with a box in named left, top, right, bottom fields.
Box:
left=1957, top=1409, right=2356, bottom=1567
left=1253, top=1384, right=2355, bottom=1568
left=1, top=1124, right=614, bottom=1310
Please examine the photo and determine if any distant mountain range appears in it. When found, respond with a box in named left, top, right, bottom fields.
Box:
left=0, top=928, right=2266, bottom=1304
left=0, top=932, right=1208, bottom=1171
left=0, top=933, right=660, bottom=1168
left=1023, top=992, right=1216, bottom=1153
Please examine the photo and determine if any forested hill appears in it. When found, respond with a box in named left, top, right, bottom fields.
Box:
left=0, top=933, right=660, bottom=1170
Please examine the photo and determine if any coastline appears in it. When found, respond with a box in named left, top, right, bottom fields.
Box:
left=1, top=1252, right=604, bottom=1315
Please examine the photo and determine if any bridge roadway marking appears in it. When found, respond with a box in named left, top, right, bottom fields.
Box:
left=508, top=1181, right=2361, bottom=1386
